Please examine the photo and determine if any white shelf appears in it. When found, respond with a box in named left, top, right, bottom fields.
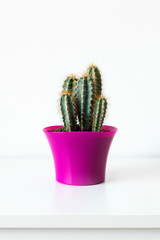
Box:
left=0, top=157, right=160, bottom=228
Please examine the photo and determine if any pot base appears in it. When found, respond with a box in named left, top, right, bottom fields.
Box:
left=56, top=179, right=105, bottom=186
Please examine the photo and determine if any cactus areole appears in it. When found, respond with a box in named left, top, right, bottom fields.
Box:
left=43, top=64, right=117, bottom=185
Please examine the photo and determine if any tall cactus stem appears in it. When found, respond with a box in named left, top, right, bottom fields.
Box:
left=76, top=75, right=95, bottom=131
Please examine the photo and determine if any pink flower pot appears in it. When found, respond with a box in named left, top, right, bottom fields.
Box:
left=43, top=125, right=117, bottom=186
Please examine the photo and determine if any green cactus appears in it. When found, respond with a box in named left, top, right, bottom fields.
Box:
left=92, top=97, right=107, bottom=132
left=76, top=75, right=95, bottom=131
left=58, top=64, right=108, bottom=132
left=87, top=64, right=102, bottom=98
left=60, top=93, right=77, bottom=132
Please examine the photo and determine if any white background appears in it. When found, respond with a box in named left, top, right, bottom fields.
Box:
left=0, top=0, right=160, bottom=158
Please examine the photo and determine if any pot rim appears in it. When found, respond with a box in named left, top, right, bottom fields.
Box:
left=43, top=125, right=118, bottom=136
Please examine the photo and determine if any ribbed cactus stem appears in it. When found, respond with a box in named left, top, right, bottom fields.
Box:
left=87, top=64, right=102, bottom=98
left=60, top=93, right=76, bottom=131
left=77, top=75, right=95, bottom=131
left=92, top=97, right=107, bottom=132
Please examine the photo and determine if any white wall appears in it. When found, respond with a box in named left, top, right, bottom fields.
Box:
left=0, top=0, right=160, bottom=158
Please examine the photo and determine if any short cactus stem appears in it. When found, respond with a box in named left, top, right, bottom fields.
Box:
left=62, top=75, right=78, bottom=95
left=62, top=75, right=78, bottom=118
left=60, top=93, right=77, bottom=131
left=92, top=97, right=107, bottom=132
left=77, top=75, right=95, bottom=131
left=87, top=64, right=102, bottom=98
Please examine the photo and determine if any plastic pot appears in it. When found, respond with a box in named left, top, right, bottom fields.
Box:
left=43, top=125, right=117, bottom=186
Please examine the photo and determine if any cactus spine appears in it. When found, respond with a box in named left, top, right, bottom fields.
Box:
left=87, top=64, right=102, bottom=98
left=92, top=97, right=107, bottom=132
left=60, top=93, right=76, bottom=131
left=76, top=75, right=95, bottom=131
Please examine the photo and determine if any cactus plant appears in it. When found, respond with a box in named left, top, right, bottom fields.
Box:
left=55, top=64, right=108, bottom=132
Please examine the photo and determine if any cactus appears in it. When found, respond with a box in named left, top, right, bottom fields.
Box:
left=60, top=93, right=77, bottom=131
left=87, top=64, right=102, bottom=98
left=58, top=64, right=108, bottom=132
left=92, top=97, right=107, bottom=132
left=76, top=75, right=95, bottom=131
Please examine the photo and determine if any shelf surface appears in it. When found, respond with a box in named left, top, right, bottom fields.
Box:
left=0, top=157, right=160, bottom=228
